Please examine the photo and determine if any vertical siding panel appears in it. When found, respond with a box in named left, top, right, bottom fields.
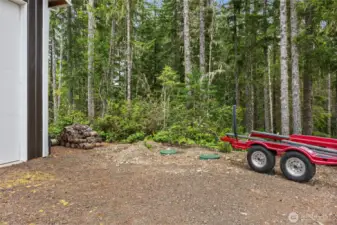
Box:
left=27, top=0, right=43, bottom=159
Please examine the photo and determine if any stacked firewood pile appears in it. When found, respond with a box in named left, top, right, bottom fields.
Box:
left=59, top=124, right=103, bottom=149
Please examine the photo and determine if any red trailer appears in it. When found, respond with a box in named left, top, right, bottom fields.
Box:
left=221, top=106, right=337, bottom=183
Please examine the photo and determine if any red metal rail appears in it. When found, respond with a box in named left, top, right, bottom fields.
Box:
left=221, top=133, right=337, bottom=166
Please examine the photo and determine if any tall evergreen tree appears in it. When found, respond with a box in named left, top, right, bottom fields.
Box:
left=88, top=0, right=95, bottom=120
left=126, top=0, right=132, bottom=108
left=280, top=0, right=289, bottom=135
left=290, top=0, right=301, bottom=134
left=183, top=0, right=192, bottom=93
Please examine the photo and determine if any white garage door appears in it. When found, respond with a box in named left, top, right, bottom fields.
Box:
left=0, top=0, right=25, bottom=164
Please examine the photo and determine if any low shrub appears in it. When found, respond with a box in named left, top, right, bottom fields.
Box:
left=124, top=132, right=146, bottom=143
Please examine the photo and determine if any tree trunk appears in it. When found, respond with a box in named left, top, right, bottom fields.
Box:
left=290, top=0, right=301, bottom=134
left=57, top=35, right=64, bottom=110
left=303, top=6, right=313, bottom=135
left=126, top=0, right=132, bottom=108
left=244, top=0, right=254, bottom=133
left=208, top=0, right=214, bottom=75
left=233, top=0, right=239, bottom=106
left=101, top=16, right=116, bottom=118
left=183, top=0, right=192, bottom=92
left=280, top=0, right=289, bottom=135
left=88, top=0, right=95, bottom=121
left=199, top=0, right=205, bottom=75
left=245, top=63, right=254, bottom=133
left=273, top=31, right=279, bottom=132
left=67, top=6, right=74, bottom=108
left=245, top=85, right=254, bottom=132
left=303, top=70, right=313, bottom=135
left=109, top=19, right=116, bottom=86
left=328, top=73, right=331, bottom=136
left=335, top=73, right=337, bottom=136
left=268, top=45, right=274, bottom=133
left=263, top=0, right=270, bottom=132
left=51, top=33, right=58, bottom=123
left=163, top=87, right=167, bottom=129
left=204, top=0, right=215, bottom=115
left=244, top=0, right=249, bottom=131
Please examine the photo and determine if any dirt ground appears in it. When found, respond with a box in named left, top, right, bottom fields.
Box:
left=1, top=142, right=337, bottom=225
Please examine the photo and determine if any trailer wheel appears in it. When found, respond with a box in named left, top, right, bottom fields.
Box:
left=280, top=151, right=316, bottom=182
left=247, top=146, right=275, bottom=173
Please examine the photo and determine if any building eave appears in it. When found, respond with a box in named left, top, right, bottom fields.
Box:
left=48, top=0, right=71, bottom=8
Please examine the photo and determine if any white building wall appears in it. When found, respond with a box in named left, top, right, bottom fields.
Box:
left=19, top=1, right=28, bottom=161
left=0, top=0, right=28, bottom=165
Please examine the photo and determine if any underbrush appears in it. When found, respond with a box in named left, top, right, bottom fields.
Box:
left=49, top=99, right=333, bottom=152
left=48, top=109, right=89, bottom=139
left=49, top=100, right=242, bottom=152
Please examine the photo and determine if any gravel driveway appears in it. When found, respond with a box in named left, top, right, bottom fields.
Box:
left=1, top=142, right=336, bottom=225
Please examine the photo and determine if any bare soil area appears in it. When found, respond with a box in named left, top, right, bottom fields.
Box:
left=1, top=142, right=337, bottom=225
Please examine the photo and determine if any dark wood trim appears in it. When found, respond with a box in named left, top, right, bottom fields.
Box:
left=27, top=0, right=43, bottom=160
left=48, top=0, right=68, bottom=8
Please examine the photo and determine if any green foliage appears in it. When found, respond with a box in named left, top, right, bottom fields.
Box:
left=94, top=115, right=139, bottom=142
left=158, top=66, right=180, bottom=88
left=152, top=111, right=239, bottom=149
left=217, top=142, right=233, bottom=153
left=312, top=131, right=331, bottom=138
left=96, top=130, right=116, bottom=143
left=151, top=121, right=233, bottom=151
left=48, top=0, right=337, bottom=147
left=202, top=142, right=233, bottom=153
left=313, top=105, right=330, bottom=135
left=49, top=109, right=88, bottom=138
left=93, top=100, right=163, bottom=142
left=48, top=125, right=63, bottom=139
left=152, top=130, right=171, bottom=143
left=144, top=141, right=153, bottom=150
left=124, top=132, right=146, bottom=143
left=90, top=96, right=243, bottom=150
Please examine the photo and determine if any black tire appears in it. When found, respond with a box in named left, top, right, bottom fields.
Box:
left=280, top=151, right=316, bottom=183
left=247, top=145, right=275, bottom=173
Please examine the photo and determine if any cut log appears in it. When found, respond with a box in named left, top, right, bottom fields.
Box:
left=90, top=131, right=98, bottom=136
left=51, top=139, right=59, bottom=146
left=95, top=143, right=101, bottom=147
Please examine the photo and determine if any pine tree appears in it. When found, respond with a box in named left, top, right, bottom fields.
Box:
left=88, top=0, right=95, bottom=121
left=280, top=0, right=289, bottom=135
left=183, top=0, right=192, bottom=93
left=126, top=0, right=132, bottom=108
left=199, top=0, right=206, bottom=75
left=290, top=0, right=301, bottom=134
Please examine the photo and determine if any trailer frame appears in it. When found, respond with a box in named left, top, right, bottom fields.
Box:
left=220, top=105, right=337, bottom=182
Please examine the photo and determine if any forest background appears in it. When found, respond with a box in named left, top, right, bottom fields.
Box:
left=48, top=0, right=337, bottom=151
